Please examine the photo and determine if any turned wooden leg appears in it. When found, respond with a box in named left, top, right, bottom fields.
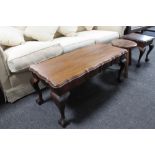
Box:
left=145, top=43, right=154, bottom=62
left=124, top=52, right=129, bottom=78
left=117, top=56, right=127, bottom=82
left=128, top=49, right=132, bottom=65
left=30, top=74, right=44, bottom=105
left=51, top=91, right=70, bottom=128
left=136, top=47, right=146, bottom=67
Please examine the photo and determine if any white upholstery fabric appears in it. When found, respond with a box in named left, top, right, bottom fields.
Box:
left=77, top=26, right=94, bottom=32
left=58, top=26, right=78, bottom=37
left=24, top=26, right=58, bottom=41
left=85, top=26, right=94, bottom=31
left=0, top=27, right=25, bottom=46
left=13, top=26, right=27, bottom=32
left=96, top=26, right=125, bottom=37
left=5, top=41, right=63, bottom=73
left=0, top=46, right=10, bottom=89
left=51, top=36, right=95, bottom=53
left=77, top=26, right=86, bottom=32
left=77, top=30, right=119, bottom=43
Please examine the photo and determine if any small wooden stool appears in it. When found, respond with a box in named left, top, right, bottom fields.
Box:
left=112, top=39, right=137, bottom=77
left=122, top=33, right=154, bottom=67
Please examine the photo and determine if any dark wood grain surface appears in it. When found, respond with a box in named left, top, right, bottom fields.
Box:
left=112, top=39, right=137, bottom=49
left=30, top=44, right=127, bottom=90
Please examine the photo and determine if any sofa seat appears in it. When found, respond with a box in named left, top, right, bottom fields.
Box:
left=77, top=30, right=119, bottom=43
left=51, top=36, right=95, bottom=53
left=5, top=41, right=63, bottom=73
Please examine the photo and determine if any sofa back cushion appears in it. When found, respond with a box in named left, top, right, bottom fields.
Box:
left=96, top=26, right=126, bottom=37
left=24, top=26, right=58, bottom=41
left=77, top=26, right=94, bottom=32
left=0, top=27, right=25, bottom=47
left=58, top=26, right=78, bottom=37
left=77, top=26, right=86, bottom=32
left=85, top=26, right=94, bottom=31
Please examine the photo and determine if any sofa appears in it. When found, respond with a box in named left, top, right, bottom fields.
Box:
left=0, top=26, right=126, bottom=103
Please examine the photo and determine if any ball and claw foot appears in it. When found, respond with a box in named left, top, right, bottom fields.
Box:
left=36, top=98, right=44, bottom=105
left=145, top=58, right=150, bottom=62
left=117, top=78, right=122, bottom=83
left=136, top=63, right=141, bottom=68
left=58, top=118, right=69, bottom=128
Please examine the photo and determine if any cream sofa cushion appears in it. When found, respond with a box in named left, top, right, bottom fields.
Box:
left=96, top=26, right=125, bottom=37
left=24, top=26, right=58, bottom=41
left=77, top=26, right=94, bottom=32
left=58, top=26, right=78, bottom=37
left=12, top=27, right=35, bottom=41
left=0, top=27, right=25, bottom=46
left=77, top=30, right=119, bottom=43
left=85, top=26, right=94, bottom=31
left=5, top=41, right=63, bottom=73
left=77, top=26, right=86, bottom=32
left=51, top=36, right=95, bottom=53
left=13, top=26, right=27, bottom=32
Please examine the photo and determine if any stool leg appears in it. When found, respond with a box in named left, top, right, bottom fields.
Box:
left=137, top=47, right=146, bottom=67
left=128, top=49, right=132, bottom=65
left=124, top=52, right=129, bottom=78
left=145, top=43, right=154, bottom=62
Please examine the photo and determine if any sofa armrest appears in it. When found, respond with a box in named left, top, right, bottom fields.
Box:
left=0, top=46, right=10, bottom=90
left=96, top=26, right=126, bottom=37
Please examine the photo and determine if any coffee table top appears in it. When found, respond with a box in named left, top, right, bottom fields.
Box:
left=112, top=39, right=137, bottom=49
left=122, top=33, right=154, bottom=44
left=29, top=44, right=127, bottom=89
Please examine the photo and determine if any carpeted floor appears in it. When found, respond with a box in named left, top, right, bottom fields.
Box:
left=0, top=31, right=155, bottom=129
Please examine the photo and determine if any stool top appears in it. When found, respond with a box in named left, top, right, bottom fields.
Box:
left=122, top=33, right=154, bottom=45
left=112, top=39, right=137, bottom=49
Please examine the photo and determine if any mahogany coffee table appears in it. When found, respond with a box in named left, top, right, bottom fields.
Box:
left=29, top=44, right=127, bottom=127
left=112, top=39, right=137, bottom=77
left=122, top=33, right=154, bottom=67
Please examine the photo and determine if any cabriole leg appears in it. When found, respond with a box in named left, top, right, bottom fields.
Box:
left=51, top=91, right=70, bottom=128
left=30, top=74, right=44, bottom=105
left=117, top=56, right=127, bottom=82
left=137, top=47, right=146, bottom=67
left=145, top=44, right=154, bottom=62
